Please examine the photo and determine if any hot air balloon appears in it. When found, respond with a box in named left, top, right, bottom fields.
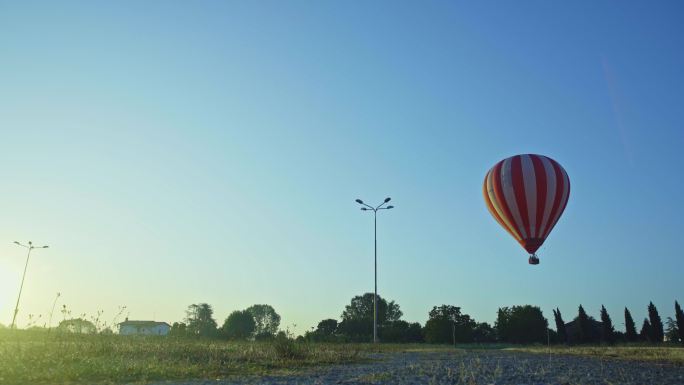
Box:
left=483, top=154, right=570, bottom=265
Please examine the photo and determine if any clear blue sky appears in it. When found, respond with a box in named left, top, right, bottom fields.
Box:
left=1, top=1, right=682, bottom=333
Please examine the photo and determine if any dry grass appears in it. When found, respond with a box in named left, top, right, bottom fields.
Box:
left=0, top=329, right=362, bottom=385
left=349, top=342, right=457, bottom=353
left=8, top=328, right=681, bottom=385
left=507, top=345, right=684, bottom=365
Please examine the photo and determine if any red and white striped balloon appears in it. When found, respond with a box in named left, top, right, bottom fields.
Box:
left=483, top=154, right=570, bottom=256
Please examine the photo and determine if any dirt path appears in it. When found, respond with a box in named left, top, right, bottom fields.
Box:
left=151, top=349, right=684, bottom=385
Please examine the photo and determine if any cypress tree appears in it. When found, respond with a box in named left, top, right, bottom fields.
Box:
left=553, top=308, right=567, bottom=344
left=624, top=307, right=637, bottom=342
left=675, top=301, right=684, bottom=345
left=647, top=302, right=664, bottom=343
left=640, top=318, right=651, bottom=342
left=665, top=317, right=679, bottom=343
left=577, top=305, right=591, bottom=343
left=600, top=305, right=615, bottom=344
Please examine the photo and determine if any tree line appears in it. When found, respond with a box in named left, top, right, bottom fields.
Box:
left=305, top=295, right=684, bottom=345
left=169, top=303, right=283, bottom=340
left=552, top=301, right=684, bottom=344
left=313, top=297, right=550, bottom=344
left=11, top=293, right=679, bottom=344
left=166, top=295, right=683, bottom=345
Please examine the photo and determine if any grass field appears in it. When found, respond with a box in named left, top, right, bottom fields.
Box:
left=0, top=329, right=365, bottom=384
left=2, top=329, right=683, bottom=385
left=508, top=345, right=684, bottom=365
left=0, top=329, right=459, bottom=384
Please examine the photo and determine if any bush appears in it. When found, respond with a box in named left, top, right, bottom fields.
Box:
left=272, top=331, right=305, bottom=360
left=254, top=332, right=275, bottom=341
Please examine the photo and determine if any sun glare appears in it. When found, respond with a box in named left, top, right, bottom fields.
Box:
left=0, top=265, right=19, bottom=324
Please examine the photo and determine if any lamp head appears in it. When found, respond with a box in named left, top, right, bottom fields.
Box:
left=360, top=207, right=368, bottom=211
left=384, top=197, right=391, bottom=203
left=355, top=199, right=364, bottom=204
left=387, top=205, right=394, bottom=209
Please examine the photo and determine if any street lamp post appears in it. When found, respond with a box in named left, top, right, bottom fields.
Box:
left=11, top=241, right=49, bottom=329
left=355, top=197, right=394, bottom=343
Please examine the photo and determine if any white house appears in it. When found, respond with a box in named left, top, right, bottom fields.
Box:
left=118, top=319, right=170, bottom=336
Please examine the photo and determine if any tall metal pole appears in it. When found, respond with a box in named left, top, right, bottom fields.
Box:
left=11, top=247, right=33, bottom=329
left=374, top=210, right=378, bottom=344
left=355, top=197, right=393, bottom=344
left=11, top=241, right=48, bottom=329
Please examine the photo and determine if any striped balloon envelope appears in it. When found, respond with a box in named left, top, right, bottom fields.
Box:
left=483, top=154, right=570, bottom=264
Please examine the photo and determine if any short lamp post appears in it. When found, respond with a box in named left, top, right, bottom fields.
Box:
left=11, top=241, right=49, bottom=329
left=355, top=197, right=394, bottom=343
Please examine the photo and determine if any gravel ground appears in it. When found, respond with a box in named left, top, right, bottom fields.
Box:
left=150, top=350, right=684, bottom=385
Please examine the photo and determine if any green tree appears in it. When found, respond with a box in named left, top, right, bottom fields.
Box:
left=246, top=304, right=281, bottom=338
left=185, top=303, right=218, bottom=338
left=336, top=318, right=370, bottom=341
left=675, top=301, right=684, bottom=344
left=222, top=310, right=256, bottom=340
left=57, top=318, right=96, bottom=334
left=647, top=302, right=664, bottom=343
left=341, top=293, right=402, bottom=324
left=338, top=293, right=402, bottom=341
left=624, top=307, right=638, bottom=342
left=472, top=322, right=496, bottom=343
left=553, top=308, right=567, bottom=344
left=495, top=305, right=547, bottom=344
left=547, top=328, right=559, bottom=343
left=169, top=322, right=187, bottom=337
left=302, top=318, right=344, bottom=342
left=424, top=305, right=476, bottom=344
left=612, top=330, right=626, bottom=343
left=305, top=319, right=339, bottom=342
left=600, top=305, right=615, bottom=344
left=381, top=320, right=423, bottom=343
left=315, top=319, right=338, bottom=336
left=665, top=317, right=680, bottom=343
left=640, top=318, right=651, bottom=342
left=495, top=307, right=512, bottom=342
left=577, top=305, right=591, bottom=344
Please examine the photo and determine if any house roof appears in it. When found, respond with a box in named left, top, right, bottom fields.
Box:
left=119, top=320, right=170, bottom=327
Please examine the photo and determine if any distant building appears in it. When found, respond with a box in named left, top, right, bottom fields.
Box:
left=118, top=318, right=170, bottom=336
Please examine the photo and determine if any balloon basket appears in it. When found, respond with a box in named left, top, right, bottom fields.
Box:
left=528, top=255, right=540, bottom=265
